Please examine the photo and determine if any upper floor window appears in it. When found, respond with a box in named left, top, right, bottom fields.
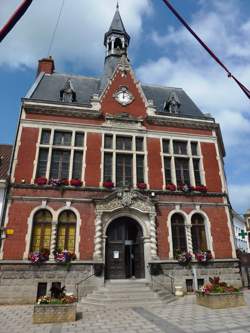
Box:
left=103, top=134, right=145, bottom=187
left=35, top=129, right=85, bottom=182
left=162, top=139, right=203, bottom=187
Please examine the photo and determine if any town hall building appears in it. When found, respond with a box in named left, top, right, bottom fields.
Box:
left=0, top=6, right=240, bottom=304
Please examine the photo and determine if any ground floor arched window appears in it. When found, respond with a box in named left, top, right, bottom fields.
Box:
left=191, top=213, right=208, bottom=252
left=30, top=209, right=52, bottom=252
left=56, top=210, right=76, bottom=252
left=171, top=213, right=187, bottom=255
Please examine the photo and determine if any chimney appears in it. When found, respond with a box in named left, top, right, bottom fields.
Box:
left=37, top=56, right=55, bottom=76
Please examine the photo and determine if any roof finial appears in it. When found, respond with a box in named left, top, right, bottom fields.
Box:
left=116, top=1, right=119, bottom=10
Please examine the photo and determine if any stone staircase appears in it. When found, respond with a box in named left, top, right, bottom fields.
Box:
left=80, top=279, right=176, bottom=307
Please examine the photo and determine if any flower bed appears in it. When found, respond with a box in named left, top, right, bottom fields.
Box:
left=33, top=289, right=77, bottom=324
left=196, top=277, right=245, bottom=309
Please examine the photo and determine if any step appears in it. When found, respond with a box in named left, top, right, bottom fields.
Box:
left=85, top=294, right=159, bottom=301
left=81, top=299, right=164, bottom=307
left=93, top=289, right=155, bottom=296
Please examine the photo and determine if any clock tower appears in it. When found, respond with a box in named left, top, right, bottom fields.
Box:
left=100, top=3, right=130, bottom=90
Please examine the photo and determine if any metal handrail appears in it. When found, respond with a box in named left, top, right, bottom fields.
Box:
left=148, top=264, right=175, bottom=294
left=75, top=272, right=95, bottom=300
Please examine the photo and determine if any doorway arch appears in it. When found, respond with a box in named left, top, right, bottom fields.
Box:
left=105, top=217, right=145, bottom=279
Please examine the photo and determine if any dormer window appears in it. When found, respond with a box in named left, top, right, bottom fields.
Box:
left=164, top=91, right=181, bottom=114
left=60, top=79, right=76, bottom=103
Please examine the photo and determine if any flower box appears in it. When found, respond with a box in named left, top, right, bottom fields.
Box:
left=103, top=181, right=114, bottom=188
left=137, top=182, right=147, bottom=190
left=166, top=183, right=176, bottom=191
left=49, top=178, right=69, bottom=186
left=194, top=185, right=207, bottom=193
left=35, top=177, right=47, bottom=185
left=28, top=249, right=50, bottom=264
left=33, top=303, right=76, bottom=324
left=70, top=179, right=83, bottom=186
left=195, top=250, right=212, bottom=264
left=196, top=291, right=246, bottom=309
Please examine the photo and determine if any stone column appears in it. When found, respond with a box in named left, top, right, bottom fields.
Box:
left=149, top=213, right=158, bottom=259
left=93, top=212, right=103, bottom=261
left=186, top=224, right=193, bottom=253
left=49, top=221, right=57, bottom=260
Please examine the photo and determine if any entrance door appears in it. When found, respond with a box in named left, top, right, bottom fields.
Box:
left=105, top=217, right=145, bottom=279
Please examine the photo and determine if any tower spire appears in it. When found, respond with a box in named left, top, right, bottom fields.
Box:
left=100, top=4, right=130, bottom=91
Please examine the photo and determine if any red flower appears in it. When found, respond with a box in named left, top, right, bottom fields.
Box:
left=166, top=183, right=176, bottom=191
left=195, top=185, right=207, bottom=193
left=70, top=179, right=83, bottom=186
left=103, top=181, right=114, bottom=188
left=61, top=179, right=69, bottom=186
left=35, top=177, right=47, bottom=185
left=137, top=182, right=147, bottom=190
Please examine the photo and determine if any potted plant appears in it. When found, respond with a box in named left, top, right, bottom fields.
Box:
left=195, top=250, right=212, bottom=264
left=166, top=183, right=176, bottom=191
left=103, top=180, right=114, bottom=188
left=28, top=248, right=50, bottom=264
left=175, top=251, right=192, bottom=266
left=195, top=185, right=208, bottom=193
left=196, top=276, right=245, bottom=309
left=137, top=182, right=147, bottom=190
left=35, top=177, right=47, bottom=185
left=33, top=286, right=77, bottom=324
left=54, top=249, right=76, bottom=264
left=49, top=178, right=69, bottom=186
left=70, top=179, right=83, bottom=186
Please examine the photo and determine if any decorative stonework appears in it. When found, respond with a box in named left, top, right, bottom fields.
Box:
left=93, top=190, right=157, bottom=260
left=95, top=190, right=155, bottom=214
left=104, top=114, right=145, bottom=130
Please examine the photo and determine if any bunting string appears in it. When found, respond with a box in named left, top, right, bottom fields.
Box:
left=0, top=0, right=33, bottom=43
left=162, top=0, right=250, bottom=99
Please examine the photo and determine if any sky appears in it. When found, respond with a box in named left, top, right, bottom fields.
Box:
left=0, top=0, right=250, bottom=214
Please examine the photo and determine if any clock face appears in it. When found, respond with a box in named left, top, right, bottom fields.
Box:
left=113, top=86, right=134, bottom=106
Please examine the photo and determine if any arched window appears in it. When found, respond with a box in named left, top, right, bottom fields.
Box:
left=114, top=37, right=122, bottom=49
left=191, top=214, right=208, bottom=253
left=56, top=211, right=76, bottom=252
left=171, top=213, right=187, bottom=255
left=30, top=210, right=52, bottom=252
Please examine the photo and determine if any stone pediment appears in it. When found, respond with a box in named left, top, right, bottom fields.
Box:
left=95, top=189, right=155, bottom=214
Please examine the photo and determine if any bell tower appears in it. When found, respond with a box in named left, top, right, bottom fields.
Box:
left=100, top=4, right=130, bottom=90
left=104, top=3, right=130, bottom=58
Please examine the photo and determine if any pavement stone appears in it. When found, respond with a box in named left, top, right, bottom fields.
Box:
left=1, top=290, right=250, bottom=333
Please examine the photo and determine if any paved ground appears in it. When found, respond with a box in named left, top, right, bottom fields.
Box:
left=1, top=290, right=250, bottom=333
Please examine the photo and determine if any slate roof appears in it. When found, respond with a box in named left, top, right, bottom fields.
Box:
left=30, top=73, right=207, bottom=119
left=0, top=145, right=12, bottom=180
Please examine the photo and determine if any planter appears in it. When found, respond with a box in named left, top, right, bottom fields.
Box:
left=196, top=291, right=246, bottom=309
left=33, top=303, right=76, bottom=324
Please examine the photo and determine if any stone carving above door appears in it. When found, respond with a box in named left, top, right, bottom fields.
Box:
left=95, top=189, right=155, bottom=214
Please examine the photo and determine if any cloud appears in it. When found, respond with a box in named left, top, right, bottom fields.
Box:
left=229, top=184, right=250, bottom=214
left=0, top=0, right=152, bottom=71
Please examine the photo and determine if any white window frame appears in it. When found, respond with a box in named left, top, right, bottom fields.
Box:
left=32, top=128, right=86, bottom=184
left=101, top=133, right=148, bottom=188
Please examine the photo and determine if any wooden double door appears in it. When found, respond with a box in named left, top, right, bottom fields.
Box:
left=105, top=217, right=145, bottom=279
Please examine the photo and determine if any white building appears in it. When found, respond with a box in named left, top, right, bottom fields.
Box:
left=232, top=210, right=250, bottom=253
